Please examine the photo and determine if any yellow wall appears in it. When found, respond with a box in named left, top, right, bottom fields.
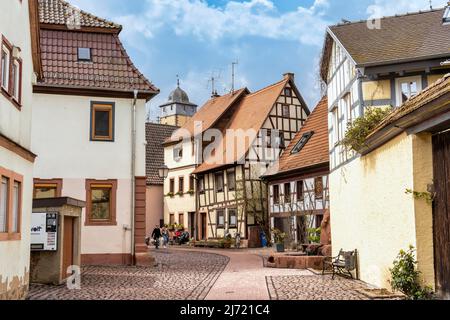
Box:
left=362, top=80, right=391, bottom=101
left=330, top=132, right=435, bottom=289
left=427, top=74, right=447, bottom=86
left=161, top=115, right=191, bottom=127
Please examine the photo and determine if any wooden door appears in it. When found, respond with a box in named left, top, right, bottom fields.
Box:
left=200, top=213, right=207, bottom=240
left=62, top=216, right=74, bottom=279
left=432, top=130, right=450, bottom=298
left=188, top=212, right=195, bottom=238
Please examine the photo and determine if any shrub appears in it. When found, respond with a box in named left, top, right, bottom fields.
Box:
left=340, top=107, right=392, bottom=153
left=307, top=227, right=321, bottom=244
left=389, top=246, right=434, bottom=300
left=271, top=228, right=287, bottom=244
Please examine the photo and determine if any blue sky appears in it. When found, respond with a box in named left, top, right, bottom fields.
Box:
left=69, top=0, right=448, bottom=120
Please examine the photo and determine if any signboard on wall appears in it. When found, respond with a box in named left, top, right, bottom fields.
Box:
left=30, top=212, right=58, bottom=251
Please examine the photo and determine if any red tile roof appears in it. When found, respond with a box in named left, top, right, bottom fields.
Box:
left=263, top=97, right=329, bottom=178
left=39, top=0, right=121, bottom=30
left=36, top=0, right=159, bottom=97
left=146, top=123, right=179, bottom=185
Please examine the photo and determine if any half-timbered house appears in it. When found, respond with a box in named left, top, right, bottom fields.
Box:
left=192, top=74, right=310, bottom=246
left=320, top=5, right=450, bottom=295
left=261, top=97, right=329, bottom=246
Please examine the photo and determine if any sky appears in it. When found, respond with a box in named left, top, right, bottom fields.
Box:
left=69, top=0, right=449, bottom=120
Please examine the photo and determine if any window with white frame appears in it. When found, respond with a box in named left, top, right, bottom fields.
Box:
left=396, top=76, right=422, bottom=107
left=11, top=59, right=20, bottom=101
left=343, top=92, right=352, bottom=125
left=1, top=45, right=10, bottom=91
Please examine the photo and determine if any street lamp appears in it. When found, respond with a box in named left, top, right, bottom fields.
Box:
left=158, top=165, right=169, bottom=180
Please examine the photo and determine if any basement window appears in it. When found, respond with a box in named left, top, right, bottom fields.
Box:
left=291, top=131, right=314, bottom=154
left=78, top=47, right=92, bottom=62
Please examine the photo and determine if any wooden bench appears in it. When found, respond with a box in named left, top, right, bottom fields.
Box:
left=322, top=249, right=358, bottom=280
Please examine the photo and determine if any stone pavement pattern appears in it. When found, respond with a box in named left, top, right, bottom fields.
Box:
left=267, top=274, right=370, bottom=300
left=27, top=250, right=228, bottom=300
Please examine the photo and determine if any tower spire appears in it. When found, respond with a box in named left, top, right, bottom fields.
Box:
left=176, top=74, right=180, bottom=87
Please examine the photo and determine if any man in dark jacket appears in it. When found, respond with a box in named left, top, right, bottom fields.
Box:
left=151, top=225, right=162, bottom=249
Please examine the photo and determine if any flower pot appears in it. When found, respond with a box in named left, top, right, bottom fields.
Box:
left=276, top=243, right=285, bottom=253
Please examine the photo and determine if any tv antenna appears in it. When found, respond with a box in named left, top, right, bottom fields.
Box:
left=207, top=70, right=222, bottom=97
left=429, top=0, right=433, bottom=9
left=231, top=60, right=239, bottom=94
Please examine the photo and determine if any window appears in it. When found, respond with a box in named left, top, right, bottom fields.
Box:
left=1, top=43, right=10, bottom=92
left=169, top=214, right=175, bottom=225
left=284, top=87, right=292, bottom=97
left=178, top=176, right=184, bottom=194
left=85, top=180, right=117, bottom=226
left=91, top=102, right=114, bottom=141
left=179, top=213, right=184, bottom=226
left=11, top=59, right=21, bottom=103
left=315, top=177, right=324, bottom=199
left=227, top=170, right=236, bottom=191
left=217, top=210, right=225, bottom=228
left=291, top=131, right=314, bottom=154
left=284, top=183, right=291, bottom=204
left=228, top=209, right=237, bottom=228
left=173, top=144, right=183, bottom=161
left=296, top=180, right=304, bottom=201
left=273, top=185, right=280, bottom=204
left=78, top=48, right=91, bottom=61
left=33, top=179, right=62, bottom=199
left=0, top=177, right=8, bottom=233
left=189, top=176, right=195, bottom=192
left=396, top=76, right=422, bottom=107
left=0, top=167, right=23, bottom=241
left=343, top=92, right=352, bottom=125
left=215, top=173, right=224, bottom=192
left=169, top=178, right=175, bottom=194
left=282, top=104, right=290, bottom=117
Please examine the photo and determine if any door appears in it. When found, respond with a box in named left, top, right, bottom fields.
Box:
left=62, top=216, right=74, bottom=279
left=188, top=212, right=195, bottom=238
left=432, top=130, right=450, bottom=299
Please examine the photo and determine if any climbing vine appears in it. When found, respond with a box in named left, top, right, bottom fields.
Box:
left=405, top=189, right=435, bottom=205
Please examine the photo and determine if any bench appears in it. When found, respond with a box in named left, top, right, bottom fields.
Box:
left=322, top=249, right=358, bottom=280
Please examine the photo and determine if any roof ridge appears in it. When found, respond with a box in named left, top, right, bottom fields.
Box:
left=39, top=0, right=122, bottom=29
left=332, top=6, right=445, bottom=28
left=246, top=78, right=287, bottom=97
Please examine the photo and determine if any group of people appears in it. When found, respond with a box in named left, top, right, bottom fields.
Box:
left=149, top=225, right=191, bottom=249
left=150, top=225, right=170, bottom=249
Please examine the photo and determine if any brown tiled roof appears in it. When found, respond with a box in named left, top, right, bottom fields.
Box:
left=263, top=97, right=329, bottom=178
left=37, top=29, right=158, bottom=94
left=165, top=88, right=248, bottom=144
left=369, top=74, right=450, bottom=138
left=321, top=8, right=450, bottom=79
left=193, top=78, right=291, bottom=174
left=38, top=0, right=121, bottom=30
left=146, top=123, right=178, bottom=185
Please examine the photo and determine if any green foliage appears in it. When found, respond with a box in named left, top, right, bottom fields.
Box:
left=405, top=189, right=434, bottom=205
left=271, top=228, right=287, bottom=244
left=340, top=107, right=393, bottom=153
left=166, top=192, right=175, bottom=198
left=307, top=227, right=321, bottom=244
left=389, top=246, right=435, bottom=300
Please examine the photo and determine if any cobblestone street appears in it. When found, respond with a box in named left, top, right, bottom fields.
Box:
left=28, top=250, right=228, bottom=300
left=267, top=274, right=371, bottom=300
left=27, top=248, right=386, bottom=301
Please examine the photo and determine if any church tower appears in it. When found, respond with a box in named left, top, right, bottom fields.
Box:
left=159, top=79, right=197, bottom=127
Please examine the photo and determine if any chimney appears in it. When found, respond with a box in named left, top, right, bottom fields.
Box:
left=283, top=72, right=295, bottom=82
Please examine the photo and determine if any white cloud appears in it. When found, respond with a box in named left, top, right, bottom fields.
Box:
left=367, top=0, right=448, bottom=18
left=116, top=0, right=331, bottom=46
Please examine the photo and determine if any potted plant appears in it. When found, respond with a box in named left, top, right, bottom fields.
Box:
left=272, top=228, right=287, bottom=252
left=307, top=227, right=321, bottom=244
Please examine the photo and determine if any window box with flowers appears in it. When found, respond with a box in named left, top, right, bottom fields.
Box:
left=187, top=190, right=195, bottom=196
left=166, top=192, right=175, bottom=198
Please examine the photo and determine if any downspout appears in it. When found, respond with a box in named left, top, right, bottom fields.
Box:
left=131, top=90, right=138, bottom=265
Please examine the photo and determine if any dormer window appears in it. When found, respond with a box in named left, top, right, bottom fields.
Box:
left=78, top=47, right=91, bottom=62
left=291, top=131, right=314, bottom=155
left=173, top=144, right=183, bottom=161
